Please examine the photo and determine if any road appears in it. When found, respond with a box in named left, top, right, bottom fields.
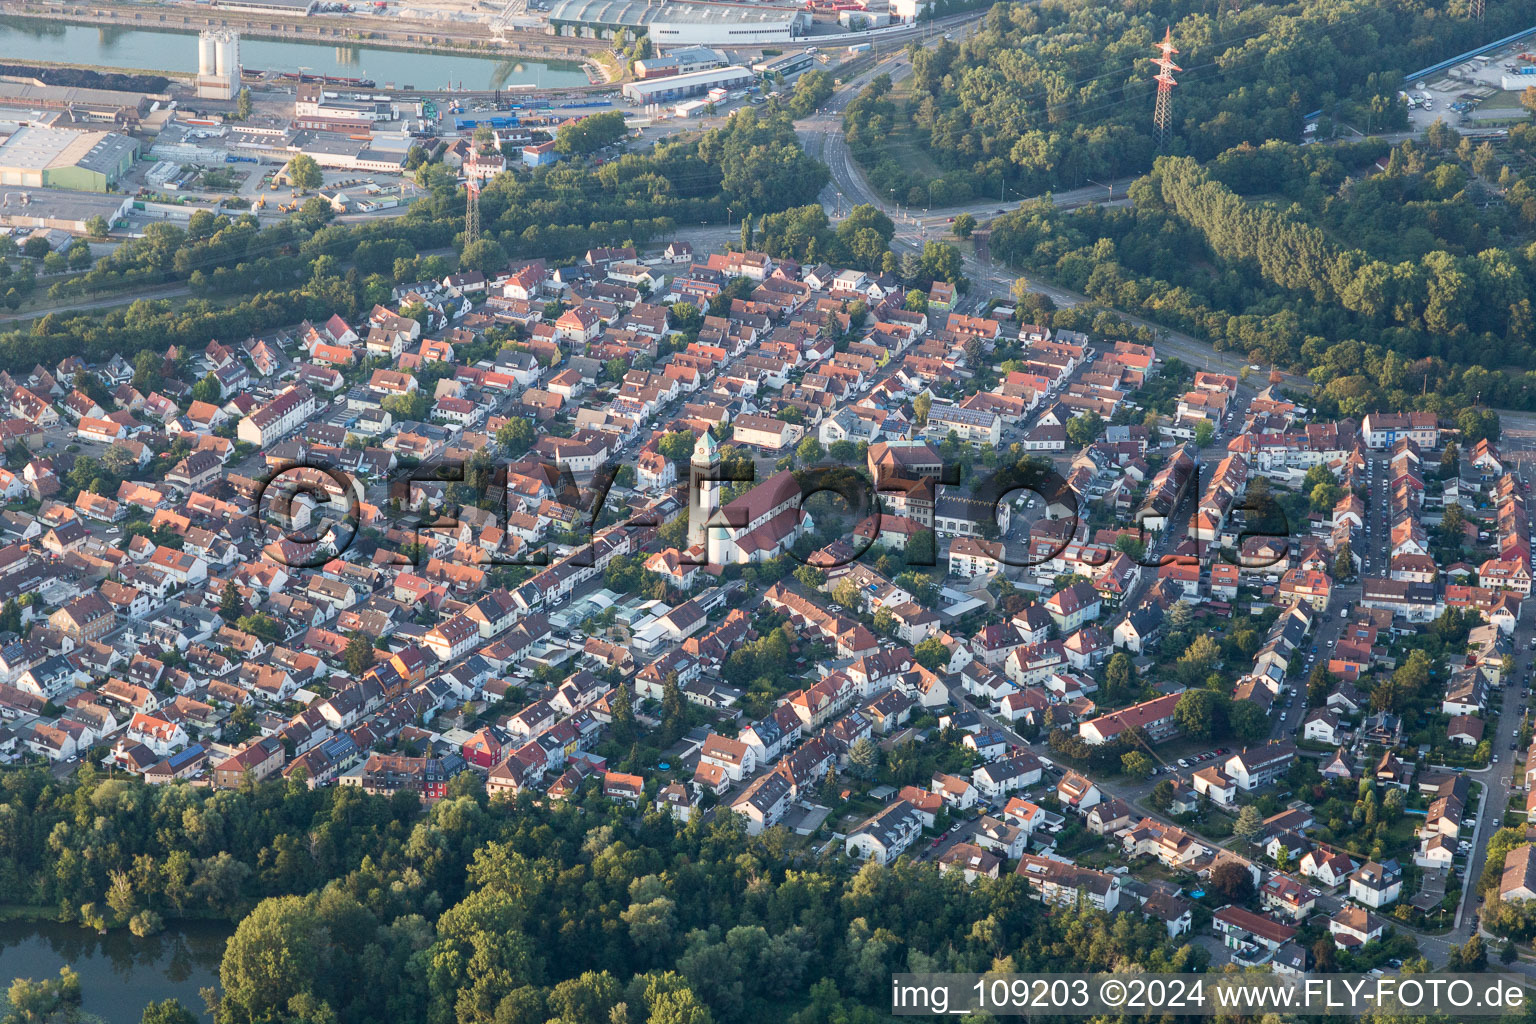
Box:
left=792, top=21, right=1136, bottom=269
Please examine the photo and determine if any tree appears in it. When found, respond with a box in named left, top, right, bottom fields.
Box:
left=554, top=111, right=627, bottom=156
left=288, top=154, right=323, bottom=191
left=236, top=613, right=283, bottom=643
left=831, top=578, right=862, bottom=613
left=1309, top=480, right=1343, bottom=512
left=1208, top=860, right=1256, bottom=905
left=1150, top=779, right=1175, bottom=811
left=795, top=436, right=823, bottom=464
left=1173, top=690, right=1219, bottom=740
left=345, top=633, right=376, bottom=677
left=191, top=372, right=221, bottom=405
left=647, top=986, right=714, bottom=1024
left=1458, top=408, right=1500, bottom=445
left=85, top=214, right=111, bottom=238
left=1333, top=542, right=1353, bottom=580
left=903, top=288, right=928, bottom=313
left=848, top=737, right=879, bottom=780
left=668, top=302, right=702, bottom=334
left=919, top=240, right=964, bottom=285
left=462, top=238, right=507, bottom=275
left=1066, top=411, right=1104, bottom=448
left=952, top=213, right=976, bottom=239
left=661, top=671, right=685, bottom=742
left=610, top=684, right=637, bottom=743
left=497, top=417, right=536, bottom=456
left=1228, top=701, right=1269, bottom=743
left=1233, top=805, right=1266, bottom=845
left=6, top=968, right=81, bottom=1023
left=218, top=895, right=326, bottom=1023
left=1121, top=751, right=1153, bottom=779
left=912, top=393, right=931, bottom=426
left=913, top=636, right=949, bottom=671
left=1307, top=664, right=1334, bottom=707
left=1460, top=934, right=1488, bottom=972
left=1103, top=652, right=1133, bottom=701
left=1193, top=420, right=1215, bottom=447
left=219, top=580, right=243, bottom=619
left=142, top=999, right=199, bottom=1024
left=236, top=87, right=253, bottom=120
left=1311, top=937, right=1338, bottom=974
left=1176, top=634, right=1220, bottom=685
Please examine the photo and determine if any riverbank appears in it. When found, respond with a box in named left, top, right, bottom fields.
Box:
left=2, top=55, right=194, bottom=83
left=6, top=2, right=604, bottom=61
left=0, top=903, right=60, bottom=923
left=0, top=13, right=595, bottom=93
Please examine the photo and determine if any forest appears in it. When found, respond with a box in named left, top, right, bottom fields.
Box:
left=0, top=768, right=1206, bottom=1024
left=844, top=0, right=1527, bottom=204
left=987, top=132, right=1536, bottom=415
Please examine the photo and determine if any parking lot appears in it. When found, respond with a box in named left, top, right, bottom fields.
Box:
left=1405, top=43, right=1536, bottom=132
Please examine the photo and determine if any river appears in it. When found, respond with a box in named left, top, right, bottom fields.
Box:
left=0, top=920, right=229, bottom=1023
left=0, top=15, right=588, bottom=90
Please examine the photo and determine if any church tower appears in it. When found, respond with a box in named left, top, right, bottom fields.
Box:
left=689, top=430, right=721, bottom=551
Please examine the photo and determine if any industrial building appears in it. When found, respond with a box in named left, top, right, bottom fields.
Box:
left=889, top=0, right=931, bottom=21
left=0, top=81, right=159, bottom=125
left=548, top=0, right=808, bottom=45
left=752, top=51, right=816, bottom=77
left=197, top=30, right=242, bottom=101
left=0, top=189, right=132, bottom=236
left=0, top=126, right=139, bottom=192
left=294, top=82, right=392, bottom=130
left=633, top=46, right=727, bottom=79
left=211, top=0, right=319, bottom=14
left=621, top=65, right=756, bottom=104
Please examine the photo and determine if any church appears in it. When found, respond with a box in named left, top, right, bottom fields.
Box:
left=689, top=432, right=813, bottom=566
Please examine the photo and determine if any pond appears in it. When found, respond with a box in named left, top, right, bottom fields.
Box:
left=0, top=919, right=230, bottom=1023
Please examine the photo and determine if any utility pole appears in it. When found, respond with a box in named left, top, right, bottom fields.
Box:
left=1151, top=27, right=1181, bottom=150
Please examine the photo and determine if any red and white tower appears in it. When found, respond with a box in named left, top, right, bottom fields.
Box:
left=463, top=146, right=502, bottom=248
left=1151, top=27, right=1181, bottom=149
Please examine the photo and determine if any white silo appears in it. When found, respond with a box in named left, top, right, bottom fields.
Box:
left=196, top=29, right=241, bottom=100
left=214, top=31, right=240, bottom=80
left=198, top=31, right=218, bottom=77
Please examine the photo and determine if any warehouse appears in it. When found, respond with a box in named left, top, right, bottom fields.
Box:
left=0, top=81, right=158, bottom=124
left=0, top=189, right=132, bottom=236
left=0, top=126, right=139, bottom=192
left=633, top=46, right=727, bottom=79
left=622, top=65, right=756, bottom=104
left=548, top=0, right=807, bottom=45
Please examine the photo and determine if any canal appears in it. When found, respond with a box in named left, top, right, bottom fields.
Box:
left=0, top=920, right=230, bottom=1023
left=0, top=15, right=588, bottom=90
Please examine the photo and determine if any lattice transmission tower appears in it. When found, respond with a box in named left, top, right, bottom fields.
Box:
left=1151, top=28, right=1181, bottom=149
left=465, top=177, right=481, bottom=247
